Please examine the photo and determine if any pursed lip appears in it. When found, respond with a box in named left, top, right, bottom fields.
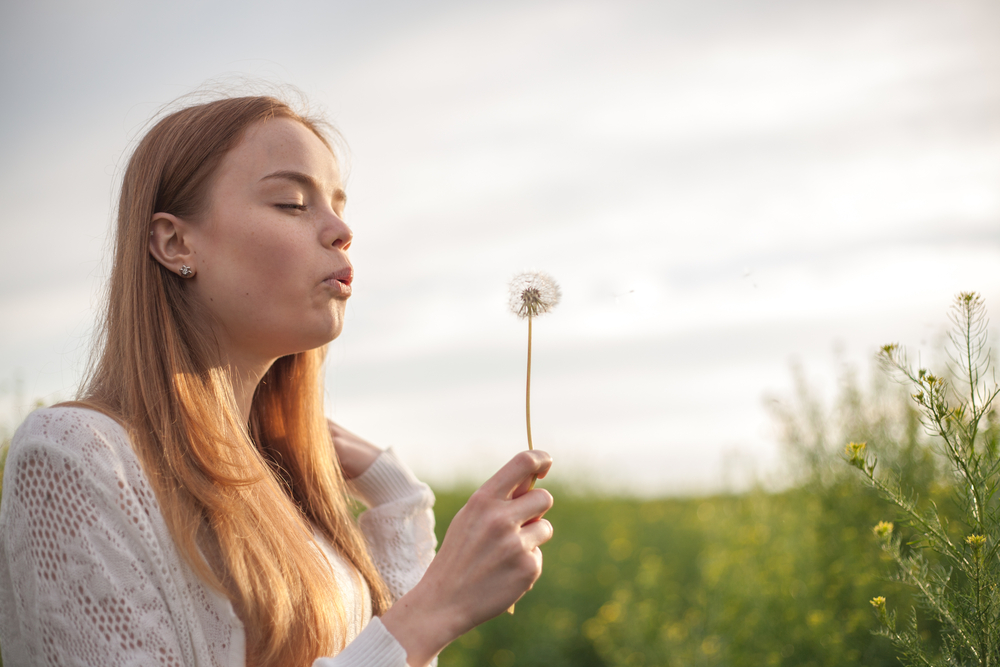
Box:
left=322, top=265, right=354, bottom=294
left=324, top=265, right=353, bottom=285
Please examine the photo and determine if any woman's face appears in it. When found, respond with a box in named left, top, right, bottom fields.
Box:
left=185, top=117, right=353, bottom=365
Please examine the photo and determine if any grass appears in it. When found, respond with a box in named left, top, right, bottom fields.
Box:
left=433, top=479, right=909, bottom=667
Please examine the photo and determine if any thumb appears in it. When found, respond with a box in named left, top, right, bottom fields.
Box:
left=480, top=451, right=552, bottom=500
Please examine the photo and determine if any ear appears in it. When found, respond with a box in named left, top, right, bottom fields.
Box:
left=149, top=212, right=197, bottom=277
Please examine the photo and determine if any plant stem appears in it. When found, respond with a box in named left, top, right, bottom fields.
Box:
left=974, top=551, right=985, bottom=667
left=526, top=314, right=533, bottom=451
left=510, top=314, right=537, bottom=616
left=525, top=315, right=537, bottom=492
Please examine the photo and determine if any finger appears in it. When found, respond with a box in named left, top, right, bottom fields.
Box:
left=520, top=518, right=554, bottom=550
left=509, top=488, right=554, bottom=524
left=480, top=451, right=552, bottom=499
left=511, top=474, right=535, bottom=499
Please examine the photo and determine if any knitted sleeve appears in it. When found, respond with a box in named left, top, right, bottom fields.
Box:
left=0, top=407, right=239, bottom=667
left=312, top=448, right=439, bottom=667
left=348, top=449, right=437, bottom=603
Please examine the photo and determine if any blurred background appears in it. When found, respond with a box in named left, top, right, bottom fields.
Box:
left=4, top=2, right=1000, bottom=664
left=2, top=0, right=999, bottom=494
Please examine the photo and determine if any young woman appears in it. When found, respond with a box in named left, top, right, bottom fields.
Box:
left=0, top=95, right=554, bottom=667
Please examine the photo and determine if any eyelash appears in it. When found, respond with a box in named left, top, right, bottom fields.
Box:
left=277, top=203, right=308, bottom=211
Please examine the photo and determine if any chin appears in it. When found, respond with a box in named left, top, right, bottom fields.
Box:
left=327, top=319, right=345, bottom=341
left=270, top=327, right=341, bottom=359
left=309, top=321, right=345, bottom=348
left=277, top=310, right=344, bottom=354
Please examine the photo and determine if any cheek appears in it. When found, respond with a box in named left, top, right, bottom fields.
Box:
left=244, top=234, right=300, bottom=288
left=202, top=217, right=309, bottom=315
left=226, top=226, right=300, bottom=291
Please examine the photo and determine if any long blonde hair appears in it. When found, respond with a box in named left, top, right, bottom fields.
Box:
left=78, top=96, right=390, bottom=667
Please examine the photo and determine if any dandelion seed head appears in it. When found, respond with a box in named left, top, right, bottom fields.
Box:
left=509, top=271, right=561, bottom=319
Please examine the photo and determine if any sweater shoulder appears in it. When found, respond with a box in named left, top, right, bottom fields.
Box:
left=5, top=406, right=148, bottom=505
left=12, top=405, right=137, bottom=462
left=14, top=405, right=130, bottom=448
left=0, top=407, right=240, bottom=666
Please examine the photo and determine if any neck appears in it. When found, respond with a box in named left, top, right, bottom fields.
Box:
left=225, top=353, right=275, bottom=425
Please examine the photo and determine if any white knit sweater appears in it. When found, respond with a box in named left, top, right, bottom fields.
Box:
left=0, top=407, right=439, bottom=666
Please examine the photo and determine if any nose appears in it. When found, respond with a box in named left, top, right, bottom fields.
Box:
left=322, top=211, right=353, bottom=251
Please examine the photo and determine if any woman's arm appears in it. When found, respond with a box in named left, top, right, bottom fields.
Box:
left=315, top=438, right=439, bottom=667
left=381, top=451, right=554, bottom=667
left=328, top=420, right=382, bottom=479
left=327, top=422, right=554, bottom=667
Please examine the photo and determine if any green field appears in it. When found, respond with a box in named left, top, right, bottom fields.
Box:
left=430, top=362, right=951, bottom=666
left=432, top=479, right=908, bottom=667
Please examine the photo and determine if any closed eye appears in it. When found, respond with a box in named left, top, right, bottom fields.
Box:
left=276, top=203, right=308, bottom=211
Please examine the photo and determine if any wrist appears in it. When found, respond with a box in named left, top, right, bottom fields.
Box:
left=328, top=420, right=382, bottom=479
left=380, top=581, right=467, bottom=667
left=338, top=440, right=381, bottom=479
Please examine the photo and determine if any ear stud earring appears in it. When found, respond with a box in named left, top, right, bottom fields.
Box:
left=179, top=265, right=194, bottom=278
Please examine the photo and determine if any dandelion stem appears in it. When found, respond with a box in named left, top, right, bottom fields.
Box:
left=525, top=315, right=537, bottom=492
left=526, top=314, right=533, bottom=451
left=508, top=318, right=534, bottom=616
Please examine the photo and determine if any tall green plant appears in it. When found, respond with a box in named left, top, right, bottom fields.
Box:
left=848, top=292, right=1000, bottom=665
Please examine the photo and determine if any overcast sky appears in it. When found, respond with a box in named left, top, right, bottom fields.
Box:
left=2, top=0, right=999, bottom=494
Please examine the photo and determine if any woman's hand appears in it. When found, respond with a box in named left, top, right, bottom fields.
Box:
left=381, top=450, right=554, bottom=667
left=327, top=420, right=382, bottom=479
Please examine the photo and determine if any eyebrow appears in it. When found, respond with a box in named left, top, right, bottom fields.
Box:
left=259, top=170, right=347, bottom=205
